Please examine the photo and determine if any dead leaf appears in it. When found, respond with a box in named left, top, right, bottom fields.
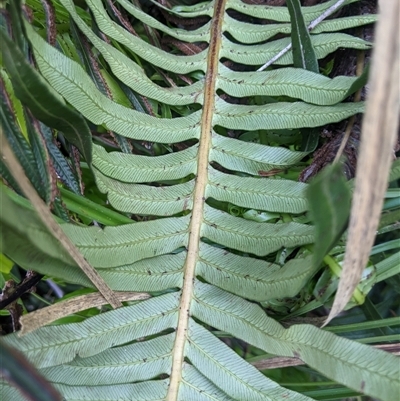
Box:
left=20, top=291, right=150, bottom=335
left=325, top=0, right=400, bottom=325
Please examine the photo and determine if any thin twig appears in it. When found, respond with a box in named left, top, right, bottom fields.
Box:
left=333, top=115, right=356, bottom=163
left=334, top=44, right=365, bottom=163
left=20, top=291, right=150, bottom=335
left=0, top=129, right=122, bottom=309
left=0, top=273, right=43, bottom=311
left=257, top=0, right=347, bottom=71
left=252, top=343, right=400, bottom=370
left=308, top=0, right=347, bottom=30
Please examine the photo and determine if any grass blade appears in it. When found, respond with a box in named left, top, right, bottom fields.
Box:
left=307, top=162, right=351, bottom=269
left=286, top=0, right=318, bottom=73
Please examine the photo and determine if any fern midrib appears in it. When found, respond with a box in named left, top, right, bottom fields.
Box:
left=167, top=1, right=227, bottom=399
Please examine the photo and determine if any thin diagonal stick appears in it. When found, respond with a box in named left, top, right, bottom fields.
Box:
left=257, top=0, right=347, bottom=71
left=0, top=129, right=122, bottom=309
left=333, top=45, right=365, bottom=164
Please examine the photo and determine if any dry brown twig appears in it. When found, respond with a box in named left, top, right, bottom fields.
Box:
left=325, top=0, right=400, bottom=325
left=0, top=129, right=122, bottom=309
left=252, top=343, right=400, bottom=370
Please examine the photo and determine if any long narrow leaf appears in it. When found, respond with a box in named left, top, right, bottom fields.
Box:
left=307, top=162, right=351, bottom=269
left=326, top=0, right=400, bottom=324
left=0, top=131, right=122, bottom=308
left=286, top=0, right=319, bottom=73
left=0, top=341, right=62, bottom=401
left=0, top=30, right=93, bottom=165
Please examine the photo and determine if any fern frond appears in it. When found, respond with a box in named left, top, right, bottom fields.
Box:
left=2, top=0, right=397, bottom=400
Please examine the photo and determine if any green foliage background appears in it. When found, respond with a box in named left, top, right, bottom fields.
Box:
left=0, top=0, right=399, bottom=400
